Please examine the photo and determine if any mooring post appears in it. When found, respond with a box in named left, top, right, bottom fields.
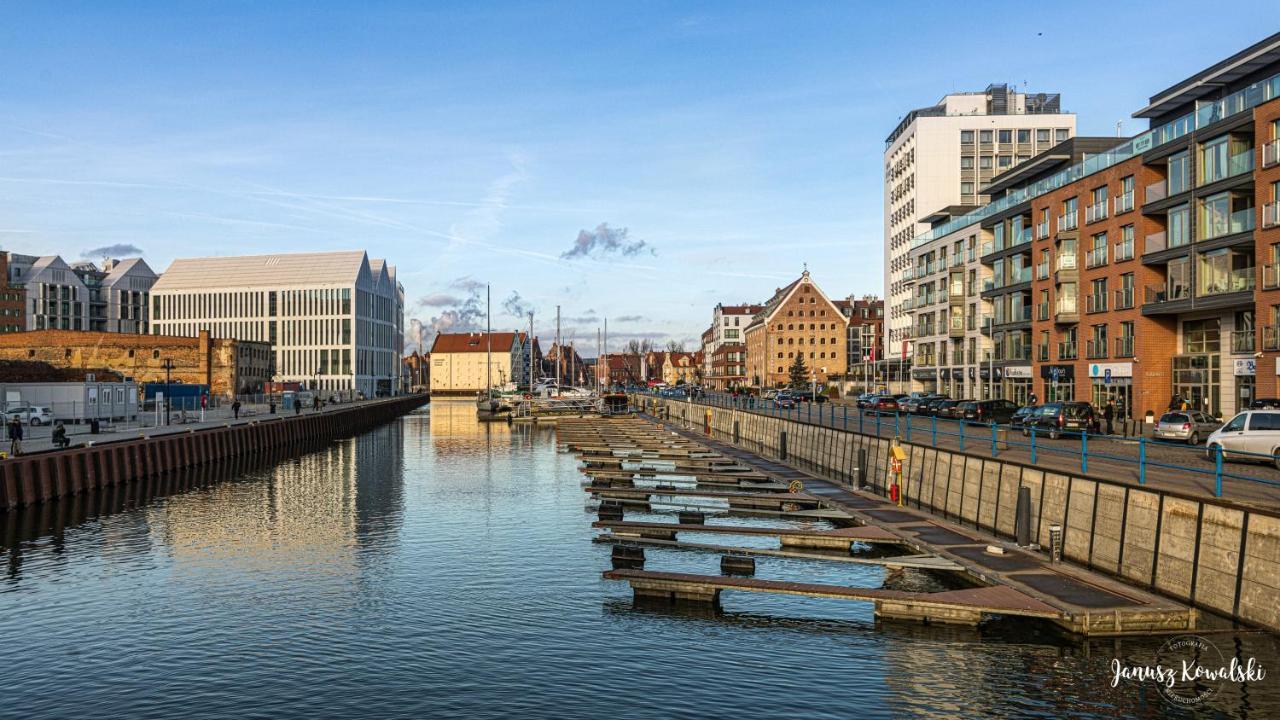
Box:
left=931, top=414, right=937, bottom=445
left=780, top=430, right=788, bottom=460
left=857, top=447, right=867, bottom=487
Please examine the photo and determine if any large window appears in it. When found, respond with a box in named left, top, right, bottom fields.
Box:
left=1168, top=204, right=1191, bottom=247
left=1183, top=318, right=1220, bottom=354
left=1197, top=248, right=1254, bottom=296
left=1200, top=135, right=1230, bottom=185
left=1169, top=151, right=1190, bottom=195
left=1168, top=257, right=1191, bottom=300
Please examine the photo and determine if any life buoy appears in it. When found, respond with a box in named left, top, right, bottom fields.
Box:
left=523, top=393, right=532, bottom=399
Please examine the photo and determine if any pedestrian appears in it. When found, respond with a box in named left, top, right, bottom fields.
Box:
left=313, top=395, right=321, bottom=412
left=269, top=400, right=277, bottom=415
left=294, top=397, right=302, bottom=415
left=1104, top=399, right=1115, bottom=435
left=1029, top=392, right=1038, bottom=406
left=52, top=421, right=68, bottom=449
left=1169, top=395, right=1180, bottom=411
left=232, top=399, right=241, bottom=419
left=7, top=416, right=23, bottom=457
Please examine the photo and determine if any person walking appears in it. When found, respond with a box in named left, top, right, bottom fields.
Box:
left=7, top=416, right=23, bottom=457
left=294, top=396, right=302, bottom=416
left=1028, top=392, right=1038, bottom=406
left=232, top=399, right=241, bottom=419
left=52, top=421, right=68, bottom=449
left=1103, top=399, right=1115, bottom=436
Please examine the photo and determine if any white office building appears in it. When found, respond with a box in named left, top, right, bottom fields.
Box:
left=150, top=250, right=405, bottom=398
left=884, top=84, right=1075, bottom=363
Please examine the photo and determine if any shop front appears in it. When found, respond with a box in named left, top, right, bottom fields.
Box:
left=978, top=366, right=1003, bottom=400
left=911, top=367, right=938, bottom=395
left=1088, top=362, right=1133, bottom=419
left=1003, top=365, right=1033, bottom=406
left=1235, top=358, right=1255, bottom=414
left=1040, top=364, right=1075, bottom=403
left=1172, top=354, right=1221, bottom=417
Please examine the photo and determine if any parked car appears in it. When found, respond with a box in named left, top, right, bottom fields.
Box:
left=961, top=399, right=1019, bottom=424
left=789, top=390, right=828, bottom=404
left=1023, top=402, right=1100, bottom=439
left=1206, top=411, right=1280, bottom=467
left=919, top=397, right=950, bottom=416
left=900, top=395, right=939, bottom=414
left=3, top=406, right=54, bottom=426
left=763, top=389, right=780, bottom=400
left=854, top=392, right=877, bottom=408
left=933, top=399, right=968, bottom=419
left=774, top=392, right=797, bottom=409
left=1153, top=411, right=1220, bottom=445
left=868, top=395, right=899, bottom=413
left=1250, top=398, right=1280, bottom=410
left=1010, top=405, right=1039, bottom=433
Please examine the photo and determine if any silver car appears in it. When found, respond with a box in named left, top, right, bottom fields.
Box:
left=1153, top=411, right=1220, bottom=445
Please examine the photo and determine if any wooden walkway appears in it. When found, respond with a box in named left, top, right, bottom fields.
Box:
left=561, top=416, right=1199, bottom=637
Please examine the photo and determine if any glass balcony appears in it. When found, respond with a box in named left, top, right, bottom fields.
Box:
left=902, top=267, right=916, bottom=280
left=1200, top=207, right=1256, bottom=241
left=1114, top=288, right=1134, bottom=310
left=1232, top=329, right=1256, bottom=354
left=1113, top=192, right=1134, bottom=214
left=1265, top=326, right=1280, bottom=352
left=1114, top=336, right=1134, bottom=357
left=951, top=253, right=963, bottom=267
left=1145, top=283, right=1191, bottom=304
left=1264, top=139, right=1280, bottom=169
left=1058, top=211, right=1078, bottom=231
left=1265, top=263, right=1280, bottom=290
left=1144, top=231, right=1167, bottom=254
left=1228, top=150, right=1255, bottom=179
left=981, top=242, right=994, bottom=257
left=1058, top=341, right=1078, bottom=359
left=982, top=278, right=995, bottom=292
left=1085, top=246, right=1108, bottom=269
left=1264, top=201, right=1280, bottom=230
left=1016, top=226, right=1033, bottom=245
left=1086, top=293, right=1108, bottom=313
left=1086, top=202, right=1108, bottom=224
left=1146, top=179, right=1168, bottom=202
left=1086, top=339, right=1108, bottom=359
left=1200, top=267, right=1255, bottom=296
left=949, top=280, right=965, bottom=298
left=1114, top=239, right=1134, bottom=262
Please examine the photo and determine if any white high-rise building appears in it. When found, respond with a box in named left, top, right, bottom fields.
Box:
left=883, top=84, right=1075, bottom=365
left=150, top=250, right=405, bottom=398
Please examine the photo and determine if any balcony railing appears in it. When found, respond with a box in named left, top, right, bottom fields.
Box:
left=1114, top=287, right=1135, bottom=310
left=1265, top=326, right=1280, bottom=352
left=981, top=242, right=994, bottom=257
left=1036, top=301, right=1049, bottom=321
left=1086, top=339, right=1108, bottom=359
left=949, top=281, right=965, bottom=298
left=1146, top=180, right=1167, bottom=203
left=1265, top=262, right=1280, bottom=290
left=1144, top=231, right=1167, bottom=254
left=1058, top=341, right=1078, bottom=359
left=1055, top=302, right=1079, bottom=322
left=951, top=253, right=964, bottom=267
left=1035, top=261, right=1049, bottom=280
left=1036, top=221, right=1049, bottom=239
left=902, top=267, right=916, bottom=281
left=1200, top=207, right=1256, bottom=240
left=1055, top=253, right=1077, bottom=271
left=915, top=355, right=937, bottom=368
left=1200, top=267, right=1255, bottom=296
left=1114, top=191, right=1134, bottom=215
left=1201, top=150, right=1255, bottom=184
left=1058, top=211, right=1078, bottom=232
left=1265, top=139, right=1280, bottom=169
left=950, top=351, right=965, bottom=365
left=1086, top=293, right=1108, bottom=313
left=1145, top=283, right=1191, bottom=304
left=1086, top=202, right=1108, bottom=224
left=1114, top=239, right=1134, bottom=262
left=1115, top=336, right=1134, bottom=358
left=1264, top=201, right=1280, bottom=230
left=1085, top=245, right=1109, bottom=269
left=1232, top=329, right=1256, bottom=354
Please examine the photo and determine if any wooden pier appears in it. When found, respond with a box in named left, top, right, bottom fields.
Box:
left=561, top=416, right=1199, bottom=637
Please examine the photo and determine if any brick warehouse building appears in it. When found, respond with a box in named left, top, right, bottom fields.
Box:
left=744, top=270, right=849, bottom=388
left=0, top=329, right=272, bottom=397
left=902, top=32, right=1280, bottom=420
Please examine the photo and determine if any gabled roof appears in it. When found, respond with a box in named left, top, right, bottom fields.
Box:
left=429, top=332, right=521, bottom=354
left=717, top=303, right=764, bottom=315
left=153, top=250, right=370, bottom=291
left=103, top=257, right=157, bottom=284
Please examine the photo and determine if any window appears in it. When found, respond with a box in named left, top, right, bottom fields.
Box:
left=961, top=130, right=974, bottom=144
left=1168, top=204, right=1190, bottom=247
left=961, top=182, right=974, bottom=195
left=1199, top=135, right=1229, bottom=185
left=1183, top=318, right=1221, bottom=353
left=1168, top=257, right=1191, bottom=300
left=1055, top=129, right=1069, bottom=142
left=998, top=155, right=1012, bottom=168
left=960, top=156, right=974, bottom=169
left=979, top=156, right=993, bottom=169
left=1017, top=129, right=1030, bottom=144
left=1116, top=225, right=1134, bottom=261
left=1249, top=413, right=1280, bottom=431
left=1223, top=414, right=1247, bottom=432
left=998, top=129, right=1012, bottom=144
left=1037, top=129, right=1050, bottom=143
left=1169, top=151, right=1190, bottom=195
left=979, top=130, right=992, bottom=143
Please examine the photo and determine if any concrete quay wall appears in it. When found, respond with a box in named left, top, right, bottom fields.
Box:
left=0, top=395, right=428, bottom=510
left=639, top=395, right=1280, bottom=633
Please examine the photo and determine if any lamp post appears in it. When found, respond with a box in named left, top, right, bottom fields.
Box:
left=162, top=357, right=173, bottom=426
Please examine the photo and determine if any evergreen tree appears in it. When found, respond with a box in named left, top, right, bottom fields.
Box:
left=787, top=354, right=809, bottom=389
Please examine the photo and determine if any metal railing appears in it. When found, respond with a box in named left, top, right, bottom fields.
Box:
left=1114, top=238, right=1134, bottom=262
left=1264, top=139, right=1280, bottom=168
left=1264, top=326, right=1280, bottom=352
left=1057, top=341, right=1078, bottom=359
left=1114, top=287, right=1134, bottom=310
left=1036, top=221, right=1049, bottom=239
left=1115, top=336, right=1134, bottom=357
left=1086, top=338, right=1108, bottom=359
left=1231, top=329, right=1256, bottom=354
left=1086, top=202, right=1108, bottom=224
left=1114, top=191, right=1134, bottom=214
left=1085, top=245, right=1108, bottom=268
left=1035, top=261, right=1049, bottom=280
left=1263, top=201, right=1280, bottom=230
left=1086, top=293, right=1108, bottom=313
left=1058, top=211, right=1078, bottom=231
left=1264, top=262, right=1280, bottom=290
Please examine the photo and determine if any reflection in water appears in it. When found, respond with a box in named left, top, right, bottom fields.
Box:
left=0, top=399, right=1276, bottom=720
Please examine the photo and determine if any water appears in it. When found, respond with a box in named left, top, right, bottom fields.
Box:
left=2, top=400, right=1277, bottom=719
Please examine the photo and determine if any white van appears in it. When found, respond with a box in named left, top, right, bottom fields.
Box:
left=1206, top=410, right=1280, bottom=467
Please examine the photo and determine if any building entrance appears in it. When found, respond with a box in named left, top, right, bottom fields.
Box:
left=1172, top=354, right=1220, bottom=417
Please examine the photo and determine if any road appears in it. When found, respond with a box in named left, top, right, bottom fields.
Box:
left=673, top=391, right=1280, bottom=510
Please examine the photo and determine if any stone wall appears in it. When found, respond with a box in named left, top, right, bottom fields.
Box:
left=642, top=395, right=1280, bottom=632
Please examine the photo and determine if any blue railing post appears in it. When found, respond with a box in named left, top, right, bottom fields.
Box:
left=931, top=415, right=937, bottom=445
left=1138, top=436, right=1146, bottom=484
left=875, top=412, right=881, bottom=437
left=859, top=407, right=864, bottom=434
left=1215, top=445, right=1224, bottom=497
left=1081, top=430, right=1088, bottom=474
left=807, top=403, right=812, bottom=423
left=1030, top=428, right=1037, bottom=464
left=894, top=412, right=900, bottom=437
left=959, top=420, right=965, bottom=451
left=843, top=405, right=848, bottom=430
left=906, top=413, right=912, bottom=442
left=990, top=421, right=998, bottom=457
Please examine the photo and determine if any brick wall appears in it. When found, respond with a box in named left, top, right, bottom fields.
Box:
left=1256, top=100, right=1280, bottom=397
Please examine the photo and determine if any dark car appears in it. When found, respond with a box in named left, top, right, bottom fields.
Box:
left=933, top=399, right=968, bottom=419
left=855, top=392, right=877, bottom=408
left=1010, top=405, right=1040, bottom=433
left=900, top=395, right=939, bottom=414
left=790, top=390, right=828, bottom=404
left=961, top=399, right=1019, bottom=424
left=919, top=396, right=950, bottom=416
left=1024, top=402, right=1100, bottom=438
left=1250, top=398, right=1280, bottom=410
left=774, top=392, right=797, bottom=409
left=868, top=395, right=899, bottom=413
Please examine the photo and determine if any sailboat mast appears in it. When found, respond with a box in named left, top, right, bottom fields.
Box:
left=528, top=311, right=534, bottom=389
left=486, top=284, right=492, bottom=400
left=555, top=305, right=561, bottom=388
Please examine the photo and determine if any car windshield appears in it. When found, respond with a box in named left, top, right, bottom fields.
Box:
left=1160, top=413, right=1188, bottom=424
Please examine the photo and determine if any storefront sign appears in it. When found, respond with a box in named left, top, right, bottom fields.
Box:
left=1004, top=365, right=1033, bottom=379
left=1039, top=364, right=1075, bottom=380
left=1235, top=359, right=1256, bottom=376
left=1088, top=363, right=1133, bottom=379
left=911, top=368, right=936, bottom=380
left=979, top=367, right=1003, bottom=381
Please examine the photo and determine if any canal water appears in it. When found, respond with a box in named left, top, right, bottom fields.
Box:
left=2, top=400, right=1277, bottom=719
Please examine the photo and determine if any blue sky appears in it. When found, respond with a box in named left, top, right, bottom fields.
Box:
left=0, top=2, right=1272, bottom=353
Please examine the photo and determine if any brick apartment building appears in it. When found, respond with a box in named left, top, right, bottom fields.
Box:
left=0, top=254, right=25, bottom=334
left=744, top=270, right=849, bottom=388
left=901, top=31, right=1280, bottom=420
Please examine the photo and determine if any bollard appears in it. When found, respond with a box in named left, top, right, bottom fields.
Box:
left=905, top=413, right=912, bottom=442
left=780, top=430, right=788, bottom=460
left=733, top=420, right=740, bottom=444
left=990, top=421, right=998, bottom=457
left=875, top=412, right=880, bottom=437
left=857, top=448, right=867, bottom=487
left=1081, top=430, right=1088, bottom=474
left=598, top=502, right=624, bottom=522
left=1138, top=436, right=1146, bottom=484
left=959, top=420, right=966, bottom=451
left=807, top=403, right=812, bottom=423
left=1015, top=487, right=1032, bottom=546
left=859, top=409, right=864, bottom=434
left=894, top=412, right=900, bottom=437
left=1215, top=445, right=1224, bottom=497
left=843, top=405, right=848, bottom=430
left=721, top=555, right=756, bottom=576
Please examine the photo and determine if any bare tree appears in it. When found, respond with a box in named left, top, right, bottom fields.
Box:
left=665, top=340, right=686, bottom=353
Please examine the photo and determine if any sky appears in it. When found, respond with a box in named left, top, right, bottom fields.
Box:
left=0, top=1, right=1274, bottom=354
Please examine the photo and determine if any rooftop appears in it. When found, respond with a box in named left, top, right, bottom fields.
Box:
left=1136, top=31, right=1280, bottom=119
left=152, top=250, right=386, bottom=291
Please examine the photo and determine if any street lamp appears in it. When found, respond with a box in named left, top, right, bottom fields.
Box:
left=161, top=357, right=173, bottom=426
